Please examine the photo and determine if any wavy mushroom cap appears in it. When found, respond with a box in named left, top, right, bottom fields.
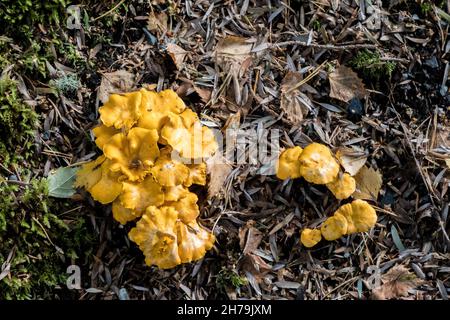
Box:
left=103, top=127, right=160, bottom=181
left=326, top=172, right=356, bottom=200
left=276, top=146, right=303, bottom=180
left=184, top=162, right=207, bottom=187
left=120, top=175, right=165, bottom=214
left=300, top=228, right=322, bottom=248
left=320, top=212, right=348, bottom=241
left=162, top=185, right=190, bottom=202
left=128, top=206, right=182, bottom=269
left=176, top=220, right=215, bottom=264
left=92, top=125, right=120, bottom=150
left=112, top=199, right=138, bottom=225
left=298, top=143, right=340, bottom=184
left=74, top=155, right=106, bottom=190
left=150, top=147, right=190, bottom=187
left=161, top=113, right=218, bottom=160
left=164, top=192, right=200, bottom=224
left=335, top=199, right=377, bottom=234
left=99, top=91, right=144, bottom=130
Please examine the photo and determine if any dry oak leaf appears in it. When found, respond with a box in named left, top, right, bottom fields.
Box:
left=206, top=152, right=232, bottom=198
left=166, top=43, right=187, bottom=70
left=215, top=36, right=253, bottom=75
left=280, top=71, right=312, bottom=125
left=372, top=265, right=423, bottom=300
left=238, top=220, right=263, bottom=255
left=352, top=165, right=383, bottom=200
left=329, top=66, right=367, bottom=102
left=98, top=70, right=135, bottom=103
left=336, top=146, right=368, bottom=176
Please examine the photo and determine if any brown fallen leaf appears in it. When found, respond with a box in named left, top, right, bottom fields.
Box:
left=280, top=71, right=312, bottom=125
left=352, top=165, right=383, bottom=200
left=215, top=36, right=253, bottom=75
left=206, top=152, right=232, bottom=198
left=98, top=70, right=135, bottom=103
left=372, top=265, right=423, bottom=300
left=147, top=10, right=168, bottom=34
left=336, top=146, right=368, bottom=176
left=238, top=220, right=263, bottom=254
left=166, top=43, right=187, bottom=70
left=194, top=85, right=212, bottom=104
left=329, top=66, right=367, bottom=102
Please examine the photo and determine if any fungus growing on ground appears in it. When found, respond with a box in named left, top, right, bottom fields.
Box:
left=298, top=143, right=340, bottom=184
left=75, top=88, right=217, bottom=269
left=326, top=172, right=356, bottom=200
left=276, top=146, right=303, bottom=180
left=300, top=228, right=322, bottom=248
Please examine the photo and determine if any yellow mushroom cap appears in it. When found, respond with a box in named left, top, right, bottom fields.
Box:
left=276, top=146, right=303, bottom=180
left=120, top=175, right=165, bottom=214
left=92, top=125, right=120, bottom=150
left=176, top=220, right=215, bottom=264
left=103, top=127, right=160, bottom=181
left=112, top=199, right=138, bottom=225
left=320, top=212, right=348, bottom=241
left=161, top=113, right=218, bottom=159
left=150, top=147, right=190, bottom=187
left=89, top=159, right=123, bottom=204
left=163, top=185, right=190, bottom=202
left=99, top=91, right=144, bottom=130
left=128, top=206, right=181, bottom=269
left=300, top=228, right=322, bottom=248
left=164, top=192, right=200, bottom=223
left=298, top=143, right=340, bottom=184
left=326, top=172, right=356, bottom=200
left=184, top=162, right=207, bottom=187
left=335, top=199, right=377, bottom=234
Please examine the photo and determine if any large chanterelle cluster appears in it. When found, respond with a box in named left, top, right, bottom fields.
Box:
left=75, top=88, right=217, bottom=269
left=276, top=143, right=377, bottom=248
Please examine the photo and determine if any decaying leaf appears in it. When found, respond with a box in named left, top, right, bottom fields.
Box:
left=352, top=165, right=383, bottom=200
left=47, top=166, right=79, bottom=198
left=372, top=265, right=423, bottom=300
left=215, top=36, right=253, bottom=75
left=280, top=71, right=312, bottom=125
left=166, top=43, right=187, bottom=70
left=206, top=152, right=232, bottom=198
left=147, top=10, right=168, bottom=33
left=445, top=158, right=450, bottom=169
left=336, top=147, right=368, bottom=176
left=238, top=220, right=263, bottom=255
left=329, top=66, right=367, bottom=102
left=98, top=70, right=135, bottom=103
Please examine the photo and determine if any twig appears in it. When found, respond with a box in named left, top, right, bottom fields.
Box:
left=92, top=0, right=126, bottom=22
left=271, top=40, right=377, bottom=51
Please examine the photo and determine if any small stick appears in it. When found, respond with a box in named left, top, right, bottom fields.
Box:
left=271, top=40, right=377, bottom=51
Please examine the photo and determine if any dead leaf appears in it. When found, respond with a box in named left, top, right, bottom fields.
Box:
left=98, top=70, right=135, bottom=103
left=206, top=152, right=232, bottom=198
left=194, top=85, right=212, bottom=103
left=215, top=36, right=253, bottom=75
left=372, top=265, right=423, bottom=300
left=280, top=72, right=311, bottom=125
left=238, top=220, right=263, bottom=254
left=336, top=147, right=368, bottom=176
left=166, top=43, right=187, bottom=70
left=329, top=66, right=367, bottom=102
left=352, top=165, right=383, bottom=200
left=446, top=159, right=450, bottom=169
left=147, top=10, right=167, bottom=33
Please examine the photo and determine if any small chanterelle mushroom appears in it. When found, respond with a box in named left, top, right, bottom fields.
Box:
left=301, top=199, right=377, bottom=247
left=75, top=88, right=218, bottom=269
left=300, top=228, right=322, bottom=248
left=326, top=172, right=356, bottom=200
left=298, top=143, right=340, bottom=184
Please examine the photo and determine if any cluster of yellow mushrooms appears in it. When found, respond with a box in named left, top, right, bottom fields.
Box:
left=276, top=143, right=377, bottom=248
left=75, top=88, right=217, bottom=269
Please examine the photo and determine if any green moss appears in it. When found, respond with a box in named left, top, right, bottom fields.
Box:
left=51, top=73, right=80, bottom=95
left=0, top=178, right=94, bottom=300
left=216, top=268, right=248, bottom=291
left=349, top=49, right=396, bottom=80
left=0, top=76, right=38, bottom=167
left=0, top=0, right=69, bottom=40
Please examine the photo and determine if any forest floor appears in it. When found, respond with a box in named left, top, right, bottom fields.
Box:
left=0, top=0, right=449, bottom=300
